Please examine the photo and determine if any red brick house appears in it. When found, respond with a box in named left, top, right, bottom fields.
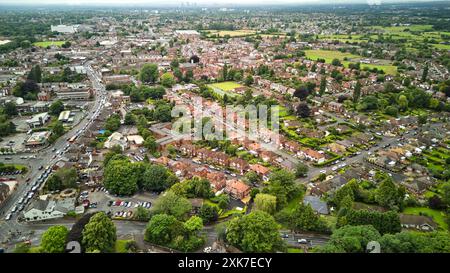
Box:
left=229, top=158, right=250, bottom=174
left=225, top=179, right=251, bottom=199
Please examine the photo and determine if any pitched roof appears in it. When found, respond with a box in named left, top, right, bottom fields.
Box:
left=303, top=195, right=329, bottom=215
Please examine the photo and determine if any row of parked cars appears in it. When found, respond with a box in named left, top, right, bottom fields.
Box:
left=108, top=200, right=152, bottom=208
left=0, top=170, right=23, bottom=176
left=6, top=166, right=53, bottom=221
left=111, top=211, right=134, bottom=218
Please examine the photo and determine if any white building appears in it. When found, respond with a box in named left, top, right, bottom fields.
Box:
left=23, top=197, right=84, bottom=222
left=51, top=25, right=78, bottom=34
left=26, top=112, right=50, bottom=128
left=104, top=132, right=128, bottom=150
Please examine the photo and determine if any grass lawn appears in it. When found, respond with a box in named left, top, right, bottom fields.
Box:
left=33, top=41, right=66, bottom=47
left=287, top=247, right=303, bottom=253
left=403, top=207, right=448, bottom=231
left=304, top=49, right=397, bottom=75
left=115, top=240, right=133, bottom=253
left=218, top=206, right=247, bottom=220
left=285, top=192, right=304, bottom=211
left=273, top=105, right=290, bottom=118
left=207, top=29, right=256, bottom=37
left=209, top=81, right=243, bottom=91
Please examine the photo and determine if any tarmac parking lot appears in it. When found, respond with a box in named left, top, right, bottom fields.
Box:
left=80, top=188, right=160, bottom=220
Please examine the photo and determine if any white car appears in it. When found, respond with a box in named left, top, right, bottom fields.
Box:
left=5, top=213, right=12, bottom=221
left=332, top=166, right=338, bottom=171
left=298, top=239, right=308, bottom=244
left=319, top=170, right=327, bottom=174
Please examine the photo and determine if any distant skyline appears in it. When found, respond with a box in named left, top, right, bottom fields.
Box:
left=0, top=0, right=448, bottom=6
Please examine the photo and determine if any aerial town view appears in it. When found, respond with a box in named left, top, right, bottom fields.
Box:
left=1, top=0, right=450, bottom=258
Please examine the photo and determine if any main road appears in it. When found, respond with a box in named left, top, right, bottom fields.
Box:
left=0, top=60, right=108, bottom=235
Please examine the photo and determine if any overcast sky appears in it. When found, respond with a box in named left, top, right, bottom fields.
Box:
left=0, top=0, right=442, bottom=6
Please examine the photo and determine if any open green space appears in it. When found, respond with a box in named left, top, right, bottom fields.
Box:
left=209, top=81, right=243, bottom=91
left=33, top=41, right=66, bottom=47
left=206, top=29, right=256, bottom=37
left=403, top=207, right=448, bottom=231
left=304, top=49, right=397, bottom=75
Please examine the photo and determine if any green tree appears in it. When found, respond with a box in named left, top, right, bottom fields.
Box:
left=154, top=102, right=172, bottom=122
left=353, top=81, right=361, bottom=103
left=51, top=121, right=64, bottom=136
left=3, top=102, right=17, bottom=117
left=103, top=159, right=139, bottom=195
left=334, top=183, right=355, bottom=210
left=135, top=207, right=151, bottom=221
left=153, top=191, right=192, bottom=220
left=144, top=214, right=183, bottom=245
left=199, top=204, right=219, bottom=224
left=124, top=112, right=135, bottom=125
left=226, top=211, right=284, bottom=253
left=45, top=167, right=78, bottom=191
left=244, top=170, right=260, bottom=185
left=142, top=164, right=170, bottom=191
left=254, top=193, right=277, bottom=215
left=385, top=105, right=399, bottom=117
left=82, top=212, right=117, bottom=253
left=343, top=209, right=401, bottom=235
left=317, top=225, right=381, bottom=253
left=398, top=94, right=408, bottom=111
left=40, top=225, right=69, bottom=253
left=418, top=114, right=427, bottom=125
left=27, top=65, right=42, bottom=83
left=105, top=114, right=121, bottom=132
left=375, top=177, right=404, bottom=209
left=264, top=169, right=301, bottom=210
left=285, top=203, right=327, bottom=232
left=295, top=162, right=308, bottom=178
left=160, top=72, right=175, bottom=87
left=139, top=63, right=159, bottom=83
left=244, top=75, right=254, bottom=86
left=143, top=135, right=158, bottom=153
left=184, top=216, right=203, bottom=234
left=331, top=58, right=342, bottom=66
left=49, top=100, right=65, bottom=115
left=421, top=65, right=428, bottom=82
left=319, top=76, right=326, bottom=96
left=441, top=182, right=450, bottom=206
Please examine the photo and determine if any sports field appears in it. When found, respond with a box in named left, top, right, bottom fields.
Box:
left=305, top=49, right=398, bottom=75
left=209, top=81, right=243, bottom=91
left=207, top=29, right=256, bottom=37
left=33, top=41, right=66, bottom=47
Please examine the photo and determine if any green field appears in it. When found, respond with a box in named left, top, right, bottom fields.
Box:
left=208, top=81, right=243, bottom=98
left=209, top=81, right=243, bottom=91
left=33, top=41, right=66, bottom=47
left=305, top=49, right=397, bottom=75
left=403, top=207, right=448, bottom=231
left=207, top=29, right=256, bottom=37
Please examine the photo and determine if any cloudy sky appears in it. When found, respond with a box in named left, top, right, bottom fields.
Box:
left=0, top=0, right=440, bottom=6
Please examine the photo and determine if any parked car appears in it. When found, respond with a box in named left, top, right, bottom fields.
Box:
left=298, top=239, right=308, bottom=244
